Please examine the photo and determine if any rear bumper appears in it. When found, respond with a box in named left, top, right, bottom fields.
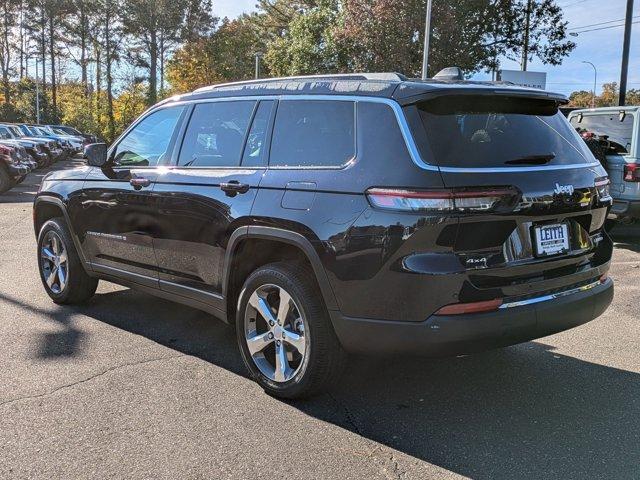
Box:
left=330, top=278, right=614, bottom=356
left=609, top=199, right=640, bottom=219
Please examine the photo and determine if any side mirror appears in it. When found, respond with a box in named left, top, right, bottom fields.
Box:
left=84, top=143, right=108, bottom=167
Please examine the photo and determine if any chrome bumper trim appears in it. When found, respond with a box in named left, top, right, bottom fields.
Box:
left=499, top=279, right=604, bottom=309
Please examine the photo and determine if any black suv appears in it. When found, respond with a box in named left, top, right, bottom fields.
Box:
left=34, top=73, right=614, bottom=398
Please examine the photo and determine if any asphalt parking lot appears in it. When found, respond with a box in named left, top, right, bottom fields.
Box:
left=0, top=159, right=638, bottom=479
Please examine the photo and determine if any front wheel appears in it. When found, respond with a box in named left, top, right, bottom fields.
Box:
left=37, top=218, right=98, bottom=304
left=236, top=262, right=346, bottom=399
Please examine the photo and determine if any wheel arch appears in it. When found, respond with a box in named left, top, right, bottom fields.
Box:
left=33, top=195, right=91, bottom=268
left=223, top=226, right=339, bottom=322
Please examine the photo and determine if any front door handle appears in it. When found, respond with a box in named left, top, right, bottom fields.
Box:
left=130, top=177, right=151, bottom=190
left=220, top=180, right=250, bottom=197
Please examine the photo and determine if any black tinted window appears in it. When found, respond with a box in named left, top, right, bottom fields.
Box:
left=112, top=106, right=185, bottom=167
left=570, top=113, right=634, bottom=154
left=270, top=100, right=355, bottom=167
left=413, top=96, right=593, bottom=168
left=178, top=101, right=255, bottom=167
left=242, top=101, right=274, bottom=167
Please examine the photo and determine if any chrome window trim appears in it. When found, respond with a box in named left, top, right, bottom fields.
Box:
left=116, top=94, right=601, bottom=174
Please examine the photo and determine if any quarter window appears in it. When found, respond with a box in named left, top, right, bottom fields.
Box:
left=112, top=106, right=185, bottom=167
left=270, top=100, right=356, bottom=167
left=178, top=101, right=255, bottom=167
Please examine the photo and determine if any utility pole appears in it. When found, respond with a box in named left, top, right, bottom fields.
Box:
left=521, top=0, right=532, bottom=71
left=421, top=0, right=433, bottom=80
left=619, top=0, right=634, bottom=106
left=254, top=52, right=263, bottom=80
left=582, top=61, right=597, bottom=108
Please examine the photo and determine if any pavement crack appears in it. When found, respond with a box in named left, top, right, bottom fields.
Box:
left=326, top=391, right=363, bottom=436
left=0, top=353, right=187, bottom=408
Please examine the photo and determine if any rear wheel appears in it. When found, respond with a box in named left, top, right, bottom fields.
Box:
left=236, top=262, right=346, bottom=399
left=37, top=218, right=98, bottom=304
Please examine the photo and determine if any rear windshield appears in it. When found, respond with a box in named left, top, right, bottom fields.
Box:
left=569, top=112, right=634, bottom=154
left=411, top=96, right=593, bottom=168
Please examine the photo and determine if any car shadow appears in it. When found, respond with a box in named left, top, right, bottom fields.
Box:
left=609, top=223, right=640, bottom=253
left=4, top=286, right=638, bottom=479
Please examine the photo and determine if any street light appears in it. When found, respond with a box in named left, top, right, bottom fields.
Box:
left=421, top=0, right=433, bottom=80
left=582, top=60, right=597, bottom=109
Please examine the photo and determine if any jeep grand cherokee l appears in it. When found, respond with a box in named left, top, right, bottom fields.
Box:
left=33, top=73, right=614, bottom=398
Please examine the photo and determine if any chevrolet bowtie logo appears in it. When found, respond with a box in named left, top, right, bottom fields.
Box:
left=554, top=183, right=575, bottom=195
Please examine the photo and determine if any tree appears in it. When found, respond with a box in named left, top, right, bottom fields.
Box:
left=0, top=0, right=20, bottom=105
left=265, top=1, right=343, bottom=76
left=167, top=16, right=262, bottom=93
left=264, top=0, right=576, bottom=78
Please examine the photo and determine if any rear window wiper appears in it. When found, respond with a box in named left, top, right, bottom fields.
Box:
left=504, top=153, right=555, bottom=165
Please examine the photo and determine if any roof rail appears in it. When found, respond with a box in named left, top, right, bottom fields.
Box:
left=193, top=72, right=406, bottom=93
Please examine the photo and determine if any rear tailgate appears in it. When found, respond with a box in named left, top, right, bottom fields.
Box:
left=405, top=94, right=613, bottom=299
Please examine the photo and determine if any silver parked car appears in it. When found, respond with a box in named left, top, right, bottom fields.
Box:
left=568, top=106, right=639, bottom=223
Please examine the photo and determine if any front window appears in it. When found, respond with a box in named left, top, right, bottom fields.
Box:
left=111, top=106, right=185, bottom=167
left=411, top=95, right=593, bottom=168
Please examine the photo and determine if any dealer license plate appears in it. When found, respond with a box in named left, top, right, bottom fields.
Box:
left=534, top=223, right=570, bottom=256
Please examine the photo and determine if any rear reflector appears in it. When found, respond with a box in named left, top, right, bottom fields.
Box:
left=366, top=187, right=515, bottom=213
left=434, top=298, right=503, bottom=316
left=624, top=164, right=640, bottom=182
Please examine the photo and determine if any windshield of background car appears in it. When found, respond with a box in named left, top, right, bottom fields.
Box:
left=569, top=112, right=634, bottom=154
left=0, top=127, right=11, bottom=139
left=411, top=95, right=593, bottom=168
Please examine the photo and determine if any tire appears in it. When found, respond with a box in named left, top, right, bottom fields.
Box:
left=37, top=217, right=98, bottom=304
left=604, top=219, right=617, bottom=232
left=236, top=262, right=346, bottom=399
left=0, top=165, right=14, bottom=194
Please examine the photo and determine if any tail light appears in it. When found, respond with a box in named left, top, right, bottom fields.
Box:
left=435, top=298, right=503, bottom=315
left=595, top=177, right=612, bottom=200
left=366, top=187, right=517, bottom=213
left=624, top=163, right=640, bottom=182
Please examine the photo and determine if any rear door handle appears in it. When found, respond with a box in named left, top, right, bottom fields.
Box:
left=220, top=180, right=250, bottom=197
left=130, top=177, right=151, bottom=190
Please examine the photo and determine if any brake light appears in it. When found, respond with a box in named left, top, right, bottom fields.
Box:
left=434, top=298, right=503, bottom=315
left=623, top=163, right=640, bottom=182
left=366, top=187, right=516, bottom=212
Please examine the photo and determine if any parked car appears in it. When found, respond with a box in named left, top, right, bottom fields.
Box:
left=38, top=125, right=84, bottom=154
left=48, top=124, right=98, bottom=144
left=0, top=143, right=30, bottom=193
left=19, top=124, right=67, bottom=162
left=568, top=107, right=639, bottom=223
left=3, top=124, right=58, bottom=166
left=25, top=125, right=75, bottom=159
left=34, top=72, right=614, bottom=398
left=0, top=125, right=49, bottom=168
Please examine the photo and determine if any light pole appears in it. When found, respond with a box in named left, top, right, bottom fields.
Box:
left=421, top=0, right=433, bottom=80
left=254, top=52, right=263, bottom=80
left=582, top=61, right=597, bottom=109
left=34, top=58, right=41, bottom=124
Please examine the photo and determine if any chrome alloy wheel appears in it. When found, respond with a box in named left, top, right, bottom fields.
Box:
left=243, top=284, right=309, bottom=383
left=41, top=231, right=68, bottom=294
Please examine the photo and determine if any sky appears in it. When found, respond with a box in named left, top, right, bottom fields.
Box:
left=213, top=0, right=639, bottom=96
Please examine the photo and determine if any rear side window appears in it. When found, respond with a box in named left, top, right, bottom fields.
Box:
left=270, top=100, right=355, bottom=167
left=570, top=113, right=634, bottom=154
left=411, top=95, right=593, bottom=168
left=178, top=101, right=255, bottom=167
